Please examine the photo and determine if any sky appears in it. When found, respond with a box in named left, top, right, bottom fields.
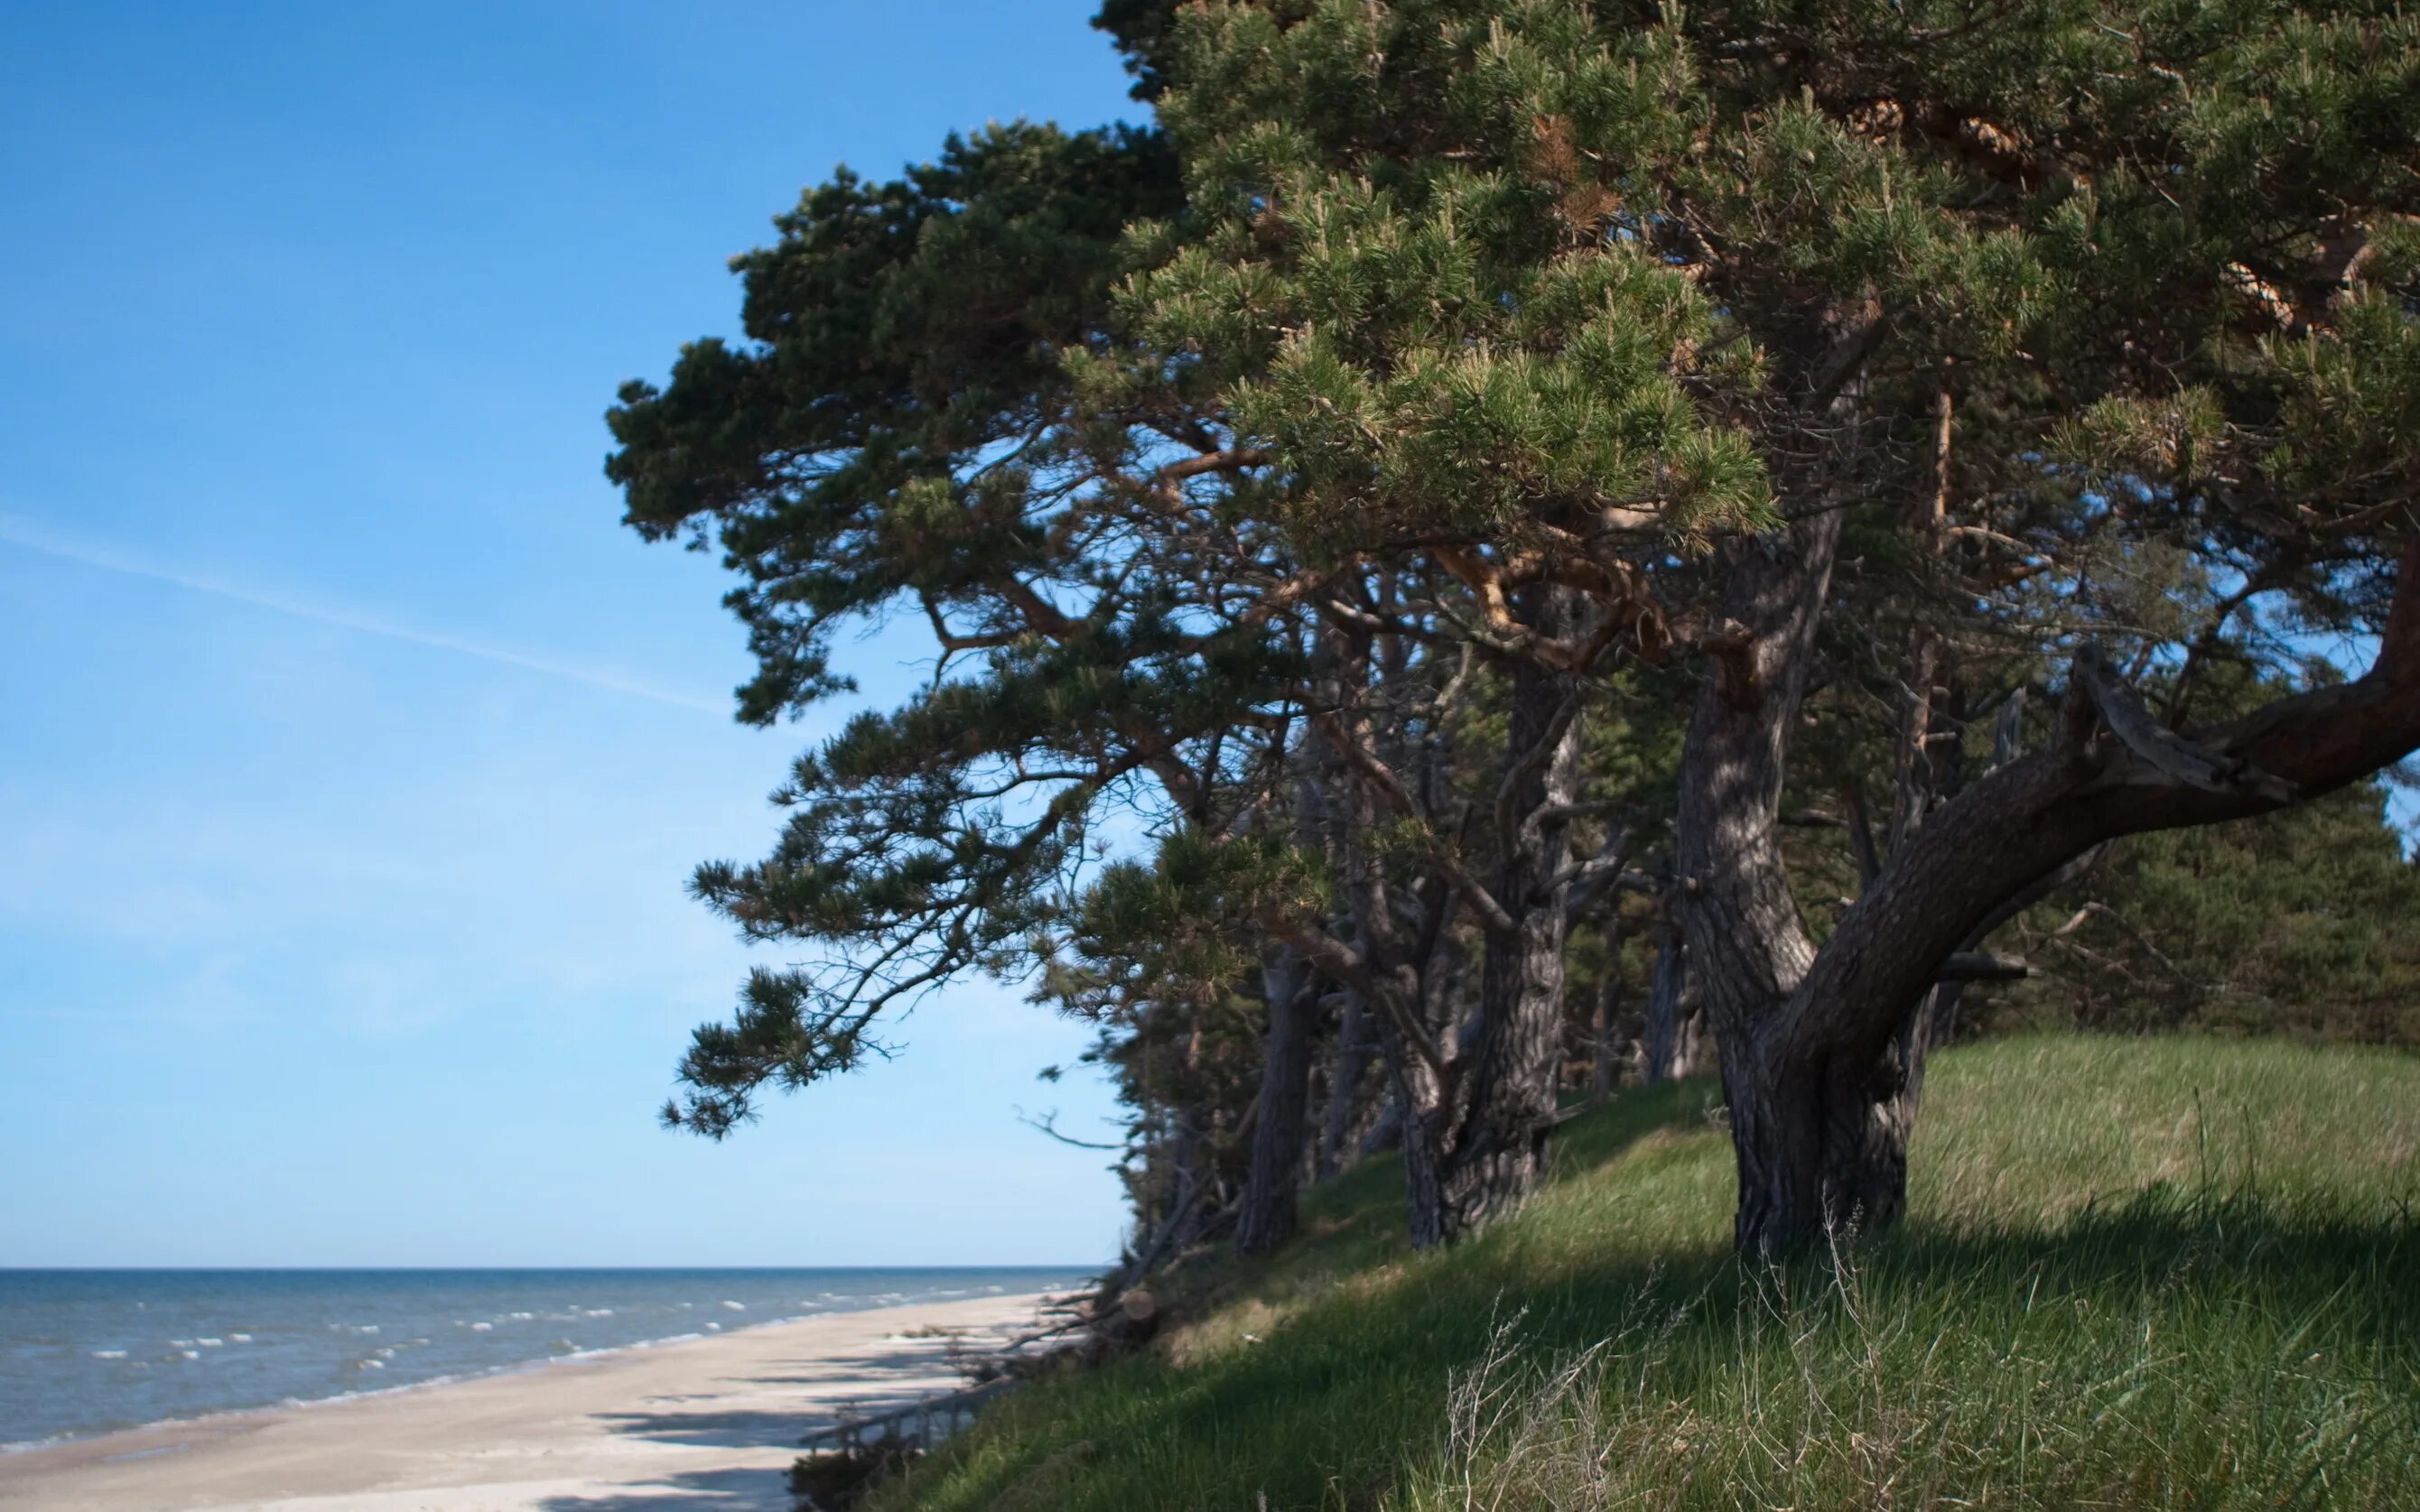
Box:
left=0, top=2, right=1145, bottom=1267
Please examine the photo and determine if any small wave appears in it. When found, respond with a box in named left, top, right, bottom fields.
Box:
left=228, top=1333, right=253, bottom=1343
left=720, top=1300, right=746, bottom=1311
left=582, top=1308, right=613, bottom=1318
left=90, top=1350, right=127, bottom=1360
left=175, top=1350, right=200, bottom=1360
left=196, top=1338, right=224, bottom=1348
left=353, top=1359, right=385, bottom=1371
left=1, top=1433, right=77, bottom=1456
left=704, top=1322, right=721, bottom=1331
left=468, top=1322, right=493, bottom=1331
left=507, top=1312, right=535, bottom=1322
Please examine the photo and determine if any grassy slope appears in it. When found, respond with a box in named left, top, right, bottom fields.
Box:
left=876, top=1037, right=2420, bottom=1510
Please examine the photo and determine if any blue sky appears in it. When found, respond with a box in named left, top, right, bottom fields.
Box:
left=0, top=2, right=1142, bottom=1266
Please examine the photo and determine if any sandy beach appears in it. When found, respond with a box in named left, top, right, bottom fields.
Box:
left=0, top=1291, right=1048, bottom=1511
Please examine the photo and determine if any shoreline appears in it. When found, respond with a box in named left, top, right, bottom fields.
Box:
left=0, top=1289, right=1051, bottom=1510
left=2, top=1285, right=1042, bottom=1458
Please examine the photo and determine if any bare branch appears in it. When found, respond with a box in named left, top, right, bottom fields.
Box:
left=1308, top=710, right=1520, bottom=939
left=1014, top=1107, right=1128, bottom=1151
left=1938, top=951, right=2034, bottom=982
left=2074, top=644, right=2299, bottom=802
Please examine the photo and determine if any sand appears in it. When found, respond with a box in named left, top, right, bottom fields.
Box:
left=0, top=1291, right=1049, bottom=1511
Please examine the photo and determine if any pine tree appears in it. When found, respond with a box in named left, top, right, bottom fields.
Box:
left=1130, top=0, right=2420, bottom=1254
left=611, top=1, right=2420, bottom=1264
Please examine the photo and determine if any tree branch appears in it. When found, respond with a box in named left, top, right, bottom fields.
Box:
left=2073, top=644, right=2299, bottom=802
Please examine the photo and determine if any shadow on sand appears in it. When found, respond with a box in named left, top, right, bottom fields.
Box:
left=534, top=1338, right=986, bottom=1509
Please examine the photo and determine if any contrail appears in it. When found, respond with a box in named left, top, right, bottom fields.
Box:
left=0, top=512, right=729, bottom=715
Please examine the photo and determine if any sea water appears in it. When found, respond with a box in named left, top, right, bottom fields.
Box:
left=0, top=1267, right=1086, bottom=1450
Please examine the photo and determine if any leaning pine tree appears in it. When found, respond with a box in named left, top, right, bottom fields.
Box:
left=1135, top=0, right=2420, bottom=1256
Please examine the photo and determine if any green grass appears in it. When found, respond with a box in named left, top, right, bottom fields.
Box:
left=871, top=1036, right=2420, bottom=1510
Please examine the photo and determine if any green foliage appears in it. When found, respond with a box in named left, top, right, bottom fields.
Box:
left=1043, top=827, right=1330, bottom=1020
left=607, top=120, right=1182, bottom=721
left=1091, top=0, right=1187, bottom=100
left=1127, top=2, right=1773, bottom=552
left=1994, top=781, right=2420, bottom=1043
left=613, top=0, right=2420, bottom=1262
left=869, top=1038, right=2420, bottom=1511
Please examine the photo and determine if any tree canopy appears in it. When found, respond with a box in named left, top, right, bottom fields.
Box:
left=611, top=0, right=2420, bottom=1259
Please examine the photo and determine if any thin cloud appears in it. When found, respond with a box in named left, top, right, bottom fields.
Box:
left=0, top=512, right=728, bottom=714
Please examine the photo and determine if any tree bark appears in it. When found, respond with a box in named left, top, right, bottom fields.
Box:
left=1590, top=930, right=1627, bottom=1102
left=1672, top=507, right=1844, bottom=1256
left=1695, top=525, right=2420, bottom=1257
left=1642, top=905, right=1710, bottom=1081
left=1234, top=952, right=1317, bottom=1255
left=1317, top=989, right=1373, bottom=1178
left=1438, top=613, right=1588, bottom=1230
left=1388, top=1042, right=1457, bottom=1249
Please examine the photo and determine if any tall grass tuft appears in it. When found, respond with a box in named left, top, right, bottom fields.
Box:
left=1409, top=1193, right=2420, bottom=1509
left=871, top=1036, right=2420, bottom=1511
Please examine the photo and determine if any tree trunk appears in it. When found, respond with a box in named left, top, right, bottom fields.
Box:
left=1708, top=531, right=2420, bottom=1257
left=1439, top=626, right=1587, bottom=1230
left=1718, top=998, right=1935, bottom=1253
left=1590, top=961, right=1622, bottom=1103
left=1641, top=908, right=1710, bottom=1081
left=1317, top=989, right=1372, bottom=1178
left=1673, top=508, right=1844, bottom=1257
left=1235, top=953, right=1317, bottom=1255
left=1388, top=1047, right=1458, bottom=1249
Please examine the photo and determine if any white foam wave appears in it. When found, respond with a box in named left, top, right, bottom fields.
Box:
left=90, top=1350, right=126, bottom=1360
left=14, top=1287, right=1022, bottom=1459
left=0, top=1433, right=76, bottom=1456
left=720, top=1300, right=746, bottom=1311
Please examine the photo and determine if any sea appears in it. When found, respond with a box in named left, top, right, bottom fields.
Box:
left=0, top=1266, right=1088, bottom=1452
